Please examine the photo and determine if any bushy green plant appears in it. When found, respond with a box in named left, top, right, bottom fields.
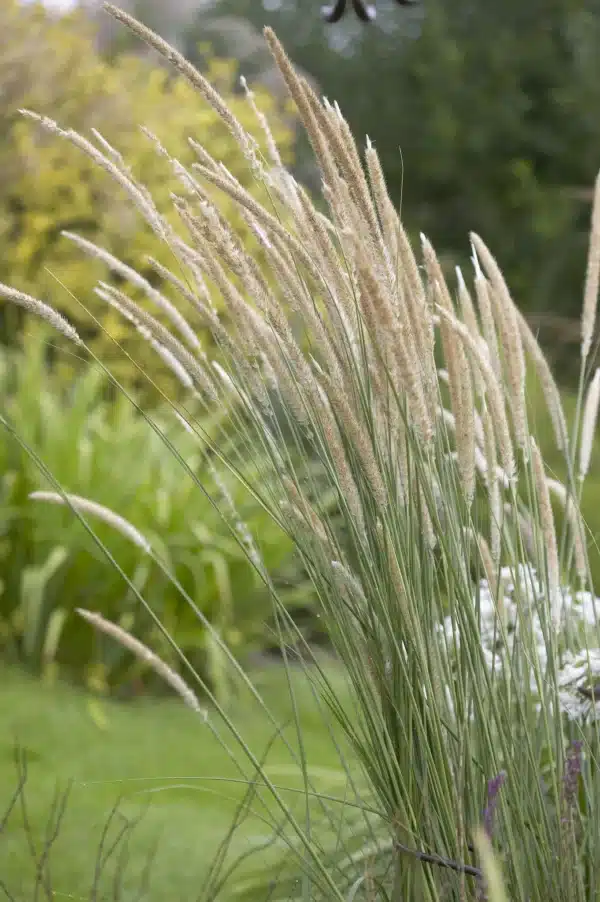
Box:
left=0, top=0, right=295, bottom=397
left=0, top=327, right=311, bottom=700
left=5, top=6, right=600, bottom=900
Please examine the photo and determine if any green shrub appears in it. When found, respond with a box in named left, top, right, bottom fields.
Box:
left=0, top=327, right=311, bottom=699
left=0, top=0, right=295, bottom=397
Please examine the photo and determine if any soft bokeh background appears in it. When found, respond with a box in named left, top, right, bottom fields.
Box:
left=20, top=0, right=600, bottom=373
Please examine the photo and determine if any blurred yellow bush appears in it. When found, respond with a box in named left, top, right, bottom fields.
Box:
left=0, top=1, right=295, bottom=396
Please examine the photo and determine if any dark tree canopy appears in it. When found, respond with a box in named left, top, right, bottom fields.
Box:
left=182, top=0, right=600, bottom=365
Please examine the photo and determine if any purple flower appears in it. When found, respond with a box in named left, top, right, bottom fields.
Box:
left=562, top=739, right=583, bottom=820
left=483, top=770, right=507, bottom=839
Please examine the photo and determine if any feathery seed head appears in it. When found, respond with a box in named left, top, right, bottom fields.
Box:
left=30, top=491, right=152, bottom=553
left=0, top=284, right=81, bottom=345
left=580, top=368, right=600, bottom=480
left=582, top=170, right=600, bottom=360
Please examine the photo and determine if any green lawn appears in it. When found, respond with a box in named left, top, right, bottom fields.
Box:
left=0, top=662, right=352, bottom=901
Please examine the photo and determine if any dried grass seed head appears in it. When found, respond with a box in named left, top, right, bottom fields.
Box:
left=29, top=491, right=152, bottom=553
left=77, top=608, right=205, bottom=716
left=0, top=283, right=81, bottom=345
left=582, top=169, right=600, bottom=360
left=470, top=234, right=528, bottom=452
left=103, top=3, right=263, bottom=176
left=580, top=367, right=600, bottom=480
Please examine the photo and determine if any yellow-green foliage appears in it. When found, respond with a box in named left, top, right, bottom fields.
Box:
left=0, top=1, right=295, bottom=395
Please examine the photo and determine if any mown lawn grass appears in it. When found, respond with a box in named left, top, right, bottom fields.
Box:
left=0, top=660, right=350, bottom=901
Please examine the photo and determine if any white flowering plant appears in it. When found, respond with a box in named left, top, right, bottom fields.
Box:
left=441, top=565, right=600, bottom=721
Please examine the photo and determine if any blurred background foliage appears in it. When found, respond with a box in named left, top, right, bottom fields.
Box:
left=0, top=0, right=296, bottom=397
left=0, top=327, right=315, bottom=700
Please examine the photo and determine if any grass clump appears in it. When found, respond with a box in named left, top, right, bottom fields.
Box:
left=3, top=4, right=600, bottom=899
